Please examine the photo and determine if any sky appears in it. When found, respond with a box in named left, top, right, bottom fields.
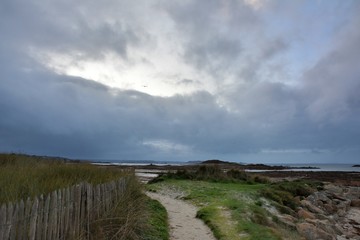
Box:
left=0, top=0, right=359, bottom=163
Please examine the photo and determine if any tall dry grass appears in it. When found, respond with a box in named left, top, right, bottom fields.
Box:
left=0, top=154, right=167, bottom=239
left=0, top=153, right=130, bottom=204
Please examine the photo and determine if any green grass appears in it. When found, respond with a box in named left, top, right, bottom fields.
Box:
left=143, top=198, right=169, bottom=240
left=0, top=154, right=131, bottom=204
left=148, top=179, right=301, bottom=240
left=149, top=165, right=269, bottom=184
left=261, top=180, right=323, bottom=213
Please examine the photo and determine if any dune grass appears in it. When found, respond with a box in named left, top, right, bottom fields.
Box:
left=0, top=153, right=131, bottom=204
left=0, top=153, right=169, bottom=240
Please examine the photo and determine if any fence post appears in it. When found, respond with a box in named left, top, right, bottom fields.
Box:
left=29, top=197, right=39, bottom=240
left=42, top=194, right=50, bottom=240
left=4, top=202, right=13, bottom=239
left=35, top=195, right=44, bottom=240
left=9, top=201, right=18, bottom=240
left=0, top=204, right=6, bottom=239
left=86, top=183, right=92, bottom=240
left=1, top=177, right=128, bottom=240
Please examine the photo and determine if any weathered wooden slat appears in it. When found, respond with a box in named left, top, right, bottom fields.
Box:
left=9, top=202, right=18, bottom=240
left=74, top=184, right=82, bottom=237
left=95, top=184, right=101, bottom=218
left=64, top=187, right=71, bottom=239
left=29, top=197, right=39, bottom=240
left=69, top=186, right=76, bottom=239
left=55, top=190, right=61, bottom=239
left=35, top=195, right=44, bottom=240
left=24, top=197, right=32, bottom=239
left=4, top=202, right=13, bottom=239
left=59, top=188, right=65, bottom=239
left=42, top=194, right=50, bottom=240
left=80, top=183, right=86, bottom=237
left=1, top=177, right=128, bottom=240
left=49, top=191, right=58, bottom=239
left=86, top=183, right=92, bottom=240
left=17, top=200, right=25, bottom=240
left=0, top=204, right=6, bottom=240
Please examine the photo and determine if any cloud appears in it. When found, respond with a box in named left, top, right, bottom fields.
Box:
left=302, top=7, right=360, bottom=123
left=0, top=0, right=359, bottom=163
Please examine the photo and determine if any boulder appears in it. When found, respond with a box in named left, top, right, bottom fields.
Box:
left=301, top=200, right=325, bottom=214
left=305, top=219, right=341, bottom=236
left=336, top=200, right=351, bottom=213
left=323, top=203, right=338, bottom=214
left=324, top=184, right=343, bottom=195
left=307, top=192, right=331, bottom=204
left=346, top=208, right=360, bottom=225
left=296, top=222, right=334, bottom=240
left=277, top=214, right=297, bottom=229
left=298, top=209, right=316, bottom=219
left=351, top=199, right=360, bottom=208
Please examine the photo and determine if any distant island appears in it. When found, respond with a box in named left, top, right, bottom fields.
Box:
left=353, top=165, right=360, bottom=167
left=201, top=159, right=320, bottom=170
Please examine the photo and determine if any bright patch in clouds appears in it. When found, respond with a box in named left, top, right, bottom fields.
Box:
left=244, top=0, right=269, bottom=10
left=143, top=139, right=191, bottom=153
left=31, top=45, right=215, bottom=97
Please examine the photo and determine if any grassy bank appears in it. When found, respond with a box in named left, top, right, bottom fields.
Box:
left=0, top=153, right=169, bottom=240
left=147, top=166, right=321, bottom=240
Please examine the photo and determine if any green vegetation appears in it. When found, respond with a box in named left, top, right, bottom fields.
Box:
left=0, top=153, right=131, bottom=204
left=143, top=198, right=169, bottom=240
left=261, top=180, right=323, bottom=213
left=90, top=179, right=169, bottom=240
left=148, top=179, right=291, bottom=240
left=149, top=164, right=269, bottom=184
left=147, top=167, right=314, bottom=240
left=0, top=153, right=169, bottom=240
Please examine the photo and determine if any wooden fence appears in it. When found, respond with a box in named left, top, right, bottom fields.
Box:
left=0, top=178, right=129, bottom=240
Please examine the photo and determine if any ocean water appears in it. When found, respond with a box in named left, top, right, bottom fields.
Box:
left=282, top=164, right=360, bottom=172
left=92, top=160, right=360, bottom=172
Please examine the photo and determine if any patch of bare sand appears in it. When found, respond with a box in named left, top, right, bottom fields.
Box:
left=146, top=192, right=216, bottom=240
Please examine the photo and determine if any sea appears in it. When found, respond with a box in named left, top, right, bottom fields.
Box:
left=91, top=160, right=360, bottom=172
left=281, top=164, right=360, bottom=172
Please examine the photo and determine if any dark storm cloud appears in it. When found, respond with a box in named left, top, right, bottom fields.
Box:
left=0, top=0, right=142, bottom=60
left=0, top=0, right=360, bottom=162
left=163, top=0, right=288, bottom=81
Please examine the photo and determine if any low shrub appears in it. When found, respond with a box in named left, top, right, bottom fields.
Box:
left=149, top=165, right=263, bottom=184
left=261, top=180, right=322, bottom=211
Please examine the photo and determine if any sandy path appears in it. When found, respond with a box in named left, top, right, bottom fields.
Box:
left=146, top=192, right=216, bottom=240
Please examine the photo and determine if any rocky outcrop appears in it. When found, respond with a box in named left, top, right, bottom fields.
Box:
left=296, top=184, right=360, bottom=240
left=269, top=184, right=360, bottom=240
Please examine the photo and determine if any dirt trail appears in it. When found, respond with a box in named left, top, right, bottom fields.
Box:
left=146, top=192, right=216, bottom=240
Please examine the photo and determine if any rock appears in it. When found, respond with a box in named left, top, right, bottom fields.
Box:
left=301, top=200, right=325, bottom=214
left=351, top=199, right=360, bottom=208
left=298, top=209, right=316, bottom=219
left=305, top=219, right=341, bottom=236
left=346, top=208, right=360, bottom=225
left=323, top=203, right=337, bottom=214
left=324, top=184, right=343, bottom=195
left=277, top=214, right=297, bottom=229
left=336, top=235, right=347, bottom=240
left=344, top=187, right=360, bottom=199
left=308, top=192, right=332, bottom=204
left=336, top=200, right=351, bottom=213
left=296, top=222, right=334, bottom=240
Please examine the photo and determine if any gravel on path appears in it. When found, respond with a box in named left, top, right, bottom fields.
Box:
left=146, top=192, right=216, bottom=240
